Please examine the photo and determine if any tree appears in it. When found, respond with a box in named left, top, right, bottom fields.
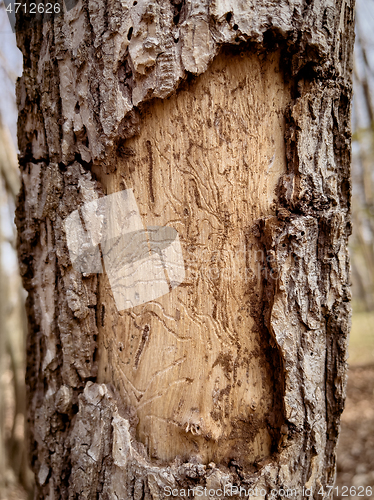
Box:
left=15, top=0, right=354, bottom=498
left=0, top=112, right=32, bottom=495
left=349, top=8, right=374, bottom=312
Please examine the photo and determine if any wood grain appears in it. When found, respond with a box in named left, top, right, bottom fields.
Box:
left=97, top=49, right=290, bottom=464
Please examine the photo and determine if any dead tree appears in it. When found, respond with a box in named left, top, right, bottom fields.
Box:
left=15, top=0, right=354, bottom=498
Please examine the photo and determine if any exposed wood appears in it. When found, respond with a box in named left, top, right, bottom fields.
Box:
left=15, top=0, right=354, bottom=498
left=97, top=49, right=289, bottom=465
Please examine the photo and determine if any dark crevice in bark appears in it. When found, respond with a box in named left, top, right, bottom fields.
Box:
left=170, top=0, right=186, bottom=26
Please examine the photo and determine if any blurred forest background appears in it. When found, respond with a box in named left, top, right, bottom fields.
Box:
left=0, top=0, right=373, bottom=498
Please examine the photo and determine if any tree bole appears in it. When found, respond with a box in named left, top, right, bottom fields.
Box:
left=15, top=0, right=354, bottom=498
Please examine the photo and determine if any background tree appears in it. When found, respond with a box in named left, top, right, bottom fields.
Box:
left=350, top=1, right=374, bottom=312
left=0, top=45, right=32, bottom=495
left=15, top=0, right=354, bottom=498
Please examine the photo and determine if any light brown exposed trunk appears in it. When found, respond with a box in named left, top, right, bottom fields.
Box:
left=16, top=0, right=354, bottom=498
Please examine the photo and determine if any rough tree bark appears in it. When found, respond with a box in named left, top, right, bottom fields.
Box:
left=16, top=0, right=354, bottom=498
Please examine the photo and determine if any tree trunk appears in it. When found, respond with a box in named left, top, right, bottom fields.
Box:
left=16, top=0, right=354, bottom=498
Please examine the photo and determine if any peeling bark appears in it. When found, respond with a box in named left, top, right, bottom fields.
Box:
left=15, top=0, right=354, bottom=498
